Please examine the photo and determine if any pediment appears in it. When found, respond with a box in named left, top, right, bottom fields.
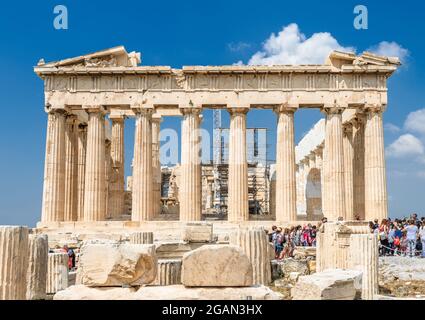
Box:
left=36, top=46, right=141, bottom=68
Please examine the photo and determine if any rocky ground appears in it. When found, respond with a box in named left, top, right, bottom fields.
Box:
left=379, top=256, right=425, bottom=298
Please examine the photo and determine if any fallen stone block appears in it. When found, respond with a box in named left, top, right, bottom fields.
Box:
left=291, top=269, right=362, bottom=300
left=181, top=245, right=253, bottom=287
left=78, top=241, right=157, bottom=287
left=182, top=223, right=213, bottom=243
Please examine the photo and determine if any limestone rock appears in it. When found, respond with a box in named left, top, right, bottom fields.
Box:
left=271, top=258, right=309, bottom=280
left=291, top=269, right=362, bottom=300
left=26, top=234, right=48, bottom=300
left=54, top=284, right=136, bottom=300
left=132, top=285, right=283, bottom=300
left=182, top=223, right=213, bottom=243
left=181, top=245, right=253, bottom=287
left=78, top=241, right=157, bottom=286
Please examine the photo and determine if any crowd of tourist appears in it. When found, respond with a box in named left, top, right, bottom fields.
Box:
left=268, top=218, right=326, bottom=260
left=268, top=214, right=425, bottom=260
left=371, top=213, right=425, bottom=258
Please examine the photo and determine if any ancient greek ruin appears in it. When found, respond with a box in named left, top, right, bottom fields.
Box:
left=3, top=46, right=424, bottom=301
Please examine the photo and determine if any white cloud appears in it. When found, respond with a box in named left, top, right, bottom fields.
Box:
left=404, top=109, right=425, bottom=135
left=367, top=41, right=409, bottom=62
left=384, top=123, right=401, bottom=133
left=386, top=134, right=425, bottom=158
left=247, top=23, right=355, bottom=65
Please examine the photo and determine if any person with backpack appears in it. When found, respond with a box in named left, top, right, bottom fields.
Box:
left=274, top=227, right=283, bottom=259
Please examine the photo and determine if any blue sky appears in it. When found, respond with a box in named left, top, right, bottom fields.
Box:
left=0, top=0, right=424, bottom=226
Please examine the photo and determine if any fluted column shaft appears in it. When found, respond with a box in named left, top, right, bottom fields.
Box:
left=0, top=226, right=29, bottom=300
left=152, top=116, right=162, bottom=217
left=105, top=139, right=112, bottom=218
left=108, top=116, right=125, bottom=219
left=180, top=108, right=202, bottom=221
left=41, top=109, right=66, bottom=222
left=64, top=116, right=78, bottom=221
left=322, top=107, right=346, bottom=221
left=353, top=117, right=366, bottom=220
left=228, top=108, right=249, bottom=222
left=364, top=105, right=388, bottom=221
left=275, top=106, right=297, bottom=222
left=83, top=107, right=107, bottom=221
left=343, top=123, right=355, bottom=220
left=132, top=107, right=154, bottom=221
left=76, top=124, right=87, bottom=221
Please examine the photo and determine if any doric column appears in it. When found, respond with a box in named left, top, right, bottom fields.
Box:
left=105, top=139, right=112, bottom=218
left=76, top=123, right=87, bottom=221
left=64, top=115, right=78, bottom=221
left=274, top=105, right=297, bottom=222
left=364, top=105, right=388, bottom=221
left=306, top=153, right=317, bottom=220
left=228, top=107, right=249, bottom=222
left=26, top=234, right=48, bottom=300
left=353, top=116, right=365, bottom=220
left=343, top=122, right=354, bottom=220
left=41, top=109, right=66, bottom=222
left=152, top=115, right=162, bottom=217
left=129, top=231, right=154, bottom=244
left=132, top=106, right=154, bottom=221
left=322, top=106, right=346, bottom=221
left=108, top=115, right=125, bottom=219
left=180, top=108, right=202, bottom=221
left=83, top=106, right=107, bottom=221
left=0, top=226, right=29, bottom=300
left=46, top=253, right=69, bottom=294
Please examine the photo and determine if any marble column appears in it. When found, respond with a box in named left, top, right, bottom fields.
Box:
left=132, top=106, right=154, bottom=222
left=275, top=105, right=297, bottom=222
left=306, top=153, right=317, bottom=220
left=64, top=115, right=78, bottom=221
left=343, top=123, right=355, bottom=221
left=108, top=115, right=125, bottom=219
left=227, top=107, right=249, bottom=222
left=152, top=115, right=162, bottom=217
left=353, top=116, right=366, bottom=220
left=0, top=226, right=29, bottom=300
left=41, top=109, right=66, bottom=222
left=76, top=123, right=87, bottom=221
left=83, top=106, right=107, bottom=221
left=105, top=139, right=112, bottom=218
left=322, top=106, right=346, bottom=221
left=26, top=234, right=48, bottom=300
left=180, top=108, right=202, bottom=221
left=364, top=105, right=388, bottom=221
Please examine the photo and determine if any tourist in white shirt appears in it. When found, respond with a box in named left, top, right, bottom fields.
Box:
left=404, top=220, right=418, bottom=257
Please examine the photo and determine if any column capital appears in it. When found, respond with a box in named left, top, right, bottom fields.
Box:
left=228, top=107, right=249, bottom=115
left=83, top=105, right=107, bottom=114
left=365, top=104, right=386, bottom=113
left=152, top=114, right=163, bottom=123
left=131, top=104, right=154, bottom=115
left=180, top=107, right=202, bottom=116
left=322, top=105, right=345, bottom=115
left=109, top=114, right=126, bottom=122
left=273, top=104, right=297, bottom=114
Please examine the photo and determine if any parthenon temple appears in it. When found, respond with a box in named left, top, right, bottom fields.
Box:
left=34, top=46, right=400, bottom=231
